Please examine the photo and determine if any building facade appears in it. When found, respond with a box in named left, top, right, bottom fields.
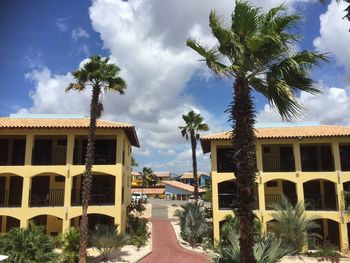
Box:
left=0, top=116, right=139, bottom=235
left=201, top=124, right=350, bottom=252
left=179, top=172, right=211, bottom=188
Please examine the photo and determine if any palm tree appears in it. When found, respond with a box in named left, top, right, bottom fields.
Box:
left=269, top=196, right=321, bottom=253
left=141, top=167, right=156, bottom=187
left=187, top=2, right=327, bottom=262
left=179, top=110, right=209, bottom=203
left=66, top=55, right=126, bottom=263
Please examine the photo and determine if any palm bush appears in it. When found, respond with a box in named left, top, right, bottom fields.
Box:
left=213, top=227, right=294, bottom=263
left=0, top=223, right=57, bottom=263
left=60, top=227, right=80, bottom=263
left=174, top=202, right=212, bottom=247
left=90, top=224, right=127, bottom=262
left=127, top=213, right=150, bottom=249
left=269, top=196, right=321, bottom=253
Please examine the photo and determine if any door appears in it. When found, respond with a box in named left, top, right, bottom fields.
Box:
left=280, top=146, right=295, bottom=171
left=9, top=176, right=23, bottom=206
left=0, top=177, right=6, bottom=206
left=0, top=139, right=8, bottom=165
left=282, top=181, right=296, bottom=205
left=33, top=140, right=52, bottom=165
left=31, top=176, right=50, bottom=206
left=324, top=181, right=336, bottom=210
left=12, top=139, right=25, bottom=165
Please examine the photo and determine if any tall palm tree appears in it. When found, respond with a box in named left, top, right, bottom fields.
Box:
left=179, top=110, right=209, bottom=203
left=187, top=2, right=327, bottom=262
left=66, top=55, right=126, bottom=263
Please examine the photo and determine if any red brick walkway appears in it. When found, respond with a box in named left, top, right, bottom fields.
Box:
left=139, top=218, right=211, bottom=263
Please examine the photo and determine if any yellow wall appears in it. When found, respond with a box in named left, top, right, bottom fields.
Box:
left=210, top=136, right=350, bottom=252
left=0, top=128, right=133, bottom=235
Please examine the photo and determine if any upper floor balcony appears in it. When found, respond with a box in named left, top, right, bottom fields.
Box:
left=300, top=144, right=334, bottom=172
left=262, top=145, right=295, bottom=172
left=0, top=137, right=26, bottom=166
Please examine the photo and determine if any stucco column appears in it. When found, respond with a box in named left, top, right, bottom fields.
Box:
left=257, top=178, right=266, bottom=211
left=116, top=134, right=122, bottom=164
left=339, top=219, right=349, bottom=252
left=212, top=173, right=220, bottom=241
left=62, top=212, right=70, bottom=233
left=332, top=142, right=341, bottom=172
left=21, top=176, right=30, bottom=209
left=66, top=134, right=75, bottom=165
left=24, top=134, right=34, bottom=165
left=20, top=219, right=28, bottom=229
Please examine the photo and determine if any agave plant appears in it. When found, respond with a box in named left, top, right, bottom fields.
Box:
left=90, top=224, right=128, bottom=262
left=60, top=227, right=80, bottom=263
left=0, top=223, right=57, bottom=263
left=213, top=228, right=294, bottom=263
left=174, top=202, right=211, bottom=247
left=269, top=196, right=321, bottom=253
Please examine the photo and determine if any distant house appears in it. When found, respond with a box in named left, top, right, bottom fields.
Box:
left=131, top=171, right=143, bottom=187
left=179, top=172, right=211, bottom=188
left=163, top=180, right=206, bottom=200
left=131, top=188, right=165, bottom=198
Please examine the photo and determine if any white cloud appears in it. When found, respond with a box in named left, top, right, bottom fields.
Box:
left=257, top=85, right=350, bottom=125
left=20, top=0, right=316, bottom=174
left=56, top=17, right=69, bottom=32
left=72, top=28, right=90, bottom=41
left=314, top=0, right=350, bottom=78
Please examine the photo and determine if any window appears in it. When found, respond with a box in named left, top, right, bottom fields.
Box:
left=266, top=181, right=278, bottom=187
left=217, top=148, right=237, bottom=173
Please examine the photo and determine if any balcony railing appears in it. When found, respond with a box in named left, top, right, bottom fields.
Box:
left=29, top=189, right=64, bottom=206
left=265, top=194, right=297, bottom=209
left=73, top=148, right=116, bottom=165
left=71, top=188, right=115, bottom=206
left=218, top=193, right=258, bottom=210
left=0, top=190, right=22, bottom=207
left=0, top=148, right=25, bottom=166
left=32, top=148, right=67, bottom=165
left=304, top=194, right=338, bottom=211
left=262, top=155, right=295, bottom=172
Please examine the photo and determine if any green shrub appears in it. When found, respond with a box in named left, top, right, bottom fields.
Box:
left=203, top=187, right=212, bottom=202
left=0, top=223, right=57, bottom=263
left=90, top=224, right=127, bottom=262
left=127, top=213, right=150, bottom=248
left=174, top=202, right=212, bottom=247
left=60, top=227, right=80, bottom=263
left=212, top=227, right=294, bottom=263
left=305, top=245, right=341, bottom=262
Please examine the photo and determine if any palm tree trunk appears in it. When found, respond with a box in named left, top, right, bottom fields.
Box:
left=79, top=85, right=100, bottom=263
left=190, top=131, right=199, bottom=203
left=231, top=78, right=257, bottom=263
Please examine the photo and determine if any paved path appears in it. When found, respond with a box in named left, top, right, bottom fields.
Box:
left=139, top=205, right=211, bottom=263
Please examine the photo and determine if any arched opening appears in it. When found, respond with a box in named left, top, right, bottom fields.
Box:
left=303, top=180, right=337, bottom=211
left=71, top=174, right=115, bottom=206
left=29, top=173, right=65, bottom=207
left=0, top=215, right=20, bottom=233
left=218, top=180, right=258, bottom=210
left=264, top=180, right=297, bottom=210
left=29, top=215, right=63, bottom=236
left=70, top=214, right=114, bottom=230
left=0, top=174, right=23, bottom=207
left=309, top=219, right=340, bottom=250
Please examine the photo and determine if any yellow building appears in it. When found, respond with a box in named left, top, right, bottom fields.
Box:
left=201, top=124, right=350, bottom=252
left=0, top=116, right=139, bottom=236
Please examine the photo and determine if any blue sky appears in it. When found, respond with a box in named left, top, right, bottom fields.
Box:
left=1, top=0, right=350, bottom=174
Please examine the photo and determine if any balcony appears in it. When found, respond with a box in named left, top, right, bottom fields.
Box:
left=71, top=188, right=115, bottom=206
left=73, top=139, right=116, bottom=165
left=0, top=138, right=25, bottom=166
left=29, top=189, right=64, bottom=207
left=265, top=194, right=297, bottom=209
left=340, top=144, right=350, bottom=171
left=0, top=189, right=22, bottom=207
left=262, top=145, right=295, bottom=172
left=32, top=147, right=67, bottom=165
left=218, top=193, right=238, bottom=210
left=216, top=148, right=237, bottom=173
left=304, top=180, right=337, bottom=211
left=301, top=144, right=334, bottom=172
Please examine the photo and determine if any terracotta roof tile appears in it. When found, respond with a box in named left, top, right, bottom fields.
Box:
left=131, top=188, right=165, bottom=195
left=154, top=172, right=171, bottom=178
left=180, top=172, right=209, bottom=179
left=0, top=117, right=140, bottom=147
left=162, top=180, right=206, bottom=193
left=200, top=125, right=350, bottom=153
